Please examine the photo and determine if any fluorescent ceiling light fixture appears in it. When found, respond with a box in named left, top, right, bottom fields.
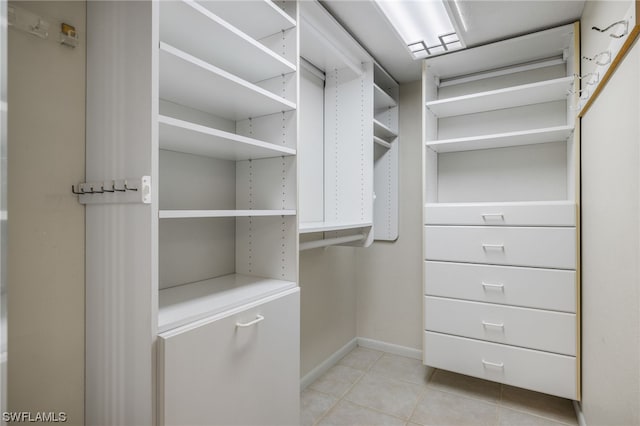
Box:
left=375, top=0, right=465, bottom=60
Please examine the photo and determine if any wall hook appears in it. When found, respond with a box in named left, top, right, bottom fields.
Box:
left=583, top=51, right=611, bottom=66
left=592, top=20, right=629, bottom=39
left=71, top=185, right=84, bottom=195
left=123, top=181, right=138, bottom=192
left=574, top=72, right=599, bottom=86
left=568, top=87, right=589, bottom=101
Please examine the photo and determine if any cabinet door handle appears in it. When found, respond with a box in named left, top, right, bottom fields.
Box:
left=481, top=213, right=504, bottom=220
left=482, top=359, right=504, bottom=368
left=236, top=314, right=265, bottom=328
left=482, top=243, right=504, bottom=250
left=482, top=321, right=505, bottom=328
left=481, top=282, right=504, bottom=291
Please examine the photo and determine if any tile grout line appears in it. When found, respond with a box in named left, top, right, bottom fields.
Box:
left=406, top=385, right=430, bottom=425
left=497, top=405, right=579, bottom=426
left=341, top=350, right=431, bottom=424
left=306, top=348, right=578, bottom=426
left=312, top=347, right=384, bottom=426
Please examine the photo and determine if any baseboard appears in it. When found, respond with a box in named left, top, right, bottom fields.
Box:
left=356, top=337, right=423, bottom=360
left=300, top=338, right=358, bottom=391
left=573, top=400, right=587, bottom=426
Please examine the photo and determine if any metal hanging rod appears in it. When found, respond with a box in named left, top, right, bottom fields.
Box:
left=439, top=56, right=565, bottom=88
left=299, top=233, right=365, bottom=251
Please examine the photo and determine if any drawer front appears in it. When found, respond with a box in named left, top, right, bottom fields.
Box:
left=425, top=261, right=576, bottom=312
left=424, top=331, right=577, bottom=400
left=425, top=202, right=576, bottom=226
left=158, top=289, right=300, bottom=426
left=425, top=296, right=576, bottom=355
left=424, top=226, right=576, bottom=269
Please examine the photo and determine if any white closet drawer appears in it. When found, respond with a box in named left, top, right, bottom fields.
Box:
left=424, top=331, right=577, bottom=400
left=424, top=201, right=576, bottom=226
left=424, top=261, right=576, bottom=312
left=424, top=226, right=576, bottom=269
left=425, top=296, right=576, bottom=355
left=158, top=289, right=300, bottom=426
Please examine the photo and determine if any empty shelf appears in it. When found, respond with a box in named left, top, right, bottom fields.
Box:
left=374, top=84, right=397, bottom=109
left=159, top=115, right=295, bottom=160
left=426, top=125, right=574, bottom=152
left=159, top=42, right=296, bottom=122
left=158, top=273, right=297, bottom=332
left=425, top=76, right=574, bottom=118
left=197, top=0, right=295, bottom=40
left=299, top=221, right=373, bottom=233
left=374, top=136, right=392, bottom=149
left=160, top=1, right=295, bottom=83
left=374, top=119, right=398, bottom=140
left=159, top=210, right=296, bottom=219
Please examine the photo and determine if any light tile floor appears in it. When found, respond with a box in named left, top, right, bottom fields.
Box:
left=301, top=346, right=578, bottom=426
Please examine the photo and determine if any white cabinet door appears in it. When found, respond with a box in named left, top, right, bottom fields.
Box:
left=425, top=296, right=576, bottom=355
left=424, top=226, right=576, bottom=269
left=424, top=261, right=576, bottom=312
left=158, top=289, right=300, bottom=426
left=424, top=332, right=577, bottom=400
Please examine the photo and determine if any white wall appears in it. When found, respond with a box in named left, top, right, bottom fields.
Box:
left=355, top=81, right=423, bottom=351
left=7, top=2, right=85, bottom=423
left=580, top=38, right=640, bottom=424
left=300, top=245, right=357, bottom=376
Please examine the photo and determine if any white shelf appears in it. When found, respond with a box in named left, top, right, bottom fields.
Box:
left=300, top=1, right=369, bottom=79
left=198, top=0, right=296, bottom=40
left=160, top=1, right=295, bottom=84
left=374, top=84, right=397, bottom=109
left=159, top=115, right=295, bottom=160
left=373, top=136, right=392, bottom=149
left=159, top=210, right=296, bottom=219
left=299, top=221, right=373, bottom=234
left=158, top=273, right=297, bottom=332
left=373, top=63, right=398, bottom=99
left=425, top=76, right=574, bottom=118
left=426, top=125, right=574, bottom=153
left=373, top=118, right=397, bottom=140
left=159, top=42, right=296, bottom=122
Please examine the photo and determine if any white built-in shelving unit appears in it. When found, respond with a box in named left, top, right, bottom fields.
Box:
left=372, top=63, right=399, bottom=241
left=298, top=0, right=375, bottom=249
left=86, top=1, right=300, bottom=424
left=422, top=23, right=581, bottom=401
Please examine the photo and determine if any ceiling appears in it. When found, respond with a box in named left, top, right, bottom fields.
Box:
left=321, top=0, right=586, bottom=83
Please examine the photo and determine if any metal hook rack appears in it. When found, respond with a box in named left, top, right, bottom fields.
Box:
left=592, top=19, right=629, bottom=39
left=72, top=177, right=151, bottom=205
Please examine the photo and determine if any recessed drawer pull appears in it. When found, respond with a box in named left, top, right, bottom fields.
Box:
left=482, top=320, right=504, bottom=328
left=481, top=282, right=504, bottom=291
left=482, top=243, right=504, bottom=250
left=481, top=359, right=504, bottom=368
left=481, top=213, right=504, bottom=220
left=236, top=314, right=265, bottom=328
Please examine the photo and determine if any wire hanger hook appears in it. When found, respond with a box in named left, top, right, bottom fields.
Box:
left=592, top=20, right=629, bottom=39
left=583, top=51, right=611, bottom=66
